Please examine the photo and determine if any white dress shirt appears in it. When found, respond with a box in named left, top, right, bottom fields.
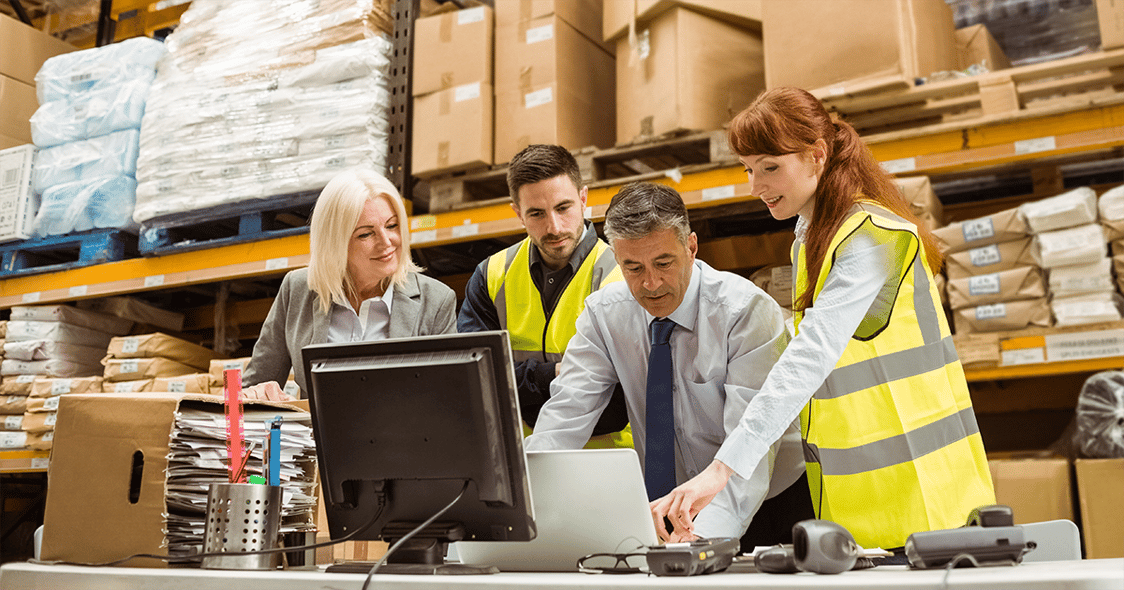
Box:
left=525, top=259, right=803, bottom=538
left=716, top=213, right=905, bottom=485
left=327, top=283, right=395, bottom=343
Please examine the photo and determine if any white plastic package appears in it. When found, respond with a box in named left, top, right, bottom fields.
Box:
left=3, top=340, right=108, bottom=364
left=1097, top=184, right=1124, bottom=221
left=35, top=36, right=166, bottom=104
left=1051, top=291, right=1124, bottom=327
left=1031, top=223, right=1107, bottom=268
left=32, top=129, right=140, bottom=193
left=0, top=358, right=103, bottom=378
left=5, top=320, right=116, bottom=348
left=1075, top=371, right=1124, bottom=458
left=30, top=78, right=153, bottom=147
left=1047, top=258, right=1115, bottom=298
left=32, top=175, right=138, bottom=237
left=1019, top=187, right=1098, bottom=234
left=9, top=305, right=133, bottom=335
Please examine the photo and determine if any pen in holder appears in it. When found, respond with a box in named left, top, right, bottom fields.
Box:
left=202, top=482, right=283, bottom=570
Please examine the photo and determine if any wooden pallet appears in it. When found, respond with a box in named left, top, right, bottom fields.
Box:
left=138, top=190, right=318, bottom=256
left=0, top=229, right=137, bottom=277
left=815, top=48, right=1124, bottom=137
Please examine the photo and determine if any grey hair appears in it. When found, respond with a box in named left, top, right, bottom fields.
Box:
left=603, top=182, right=690, bottom=245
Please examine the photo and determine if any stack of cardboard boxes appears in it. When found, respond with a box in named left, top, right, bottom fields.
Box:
left=0, top=15, right=75, bottom=151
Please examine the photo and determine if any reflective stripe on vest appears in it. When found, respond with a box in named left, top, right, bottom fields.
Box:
left=793, top=204, right=995, bottom=549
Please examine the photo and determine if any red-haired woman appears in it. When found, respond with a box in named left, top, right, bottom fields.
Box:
left=652, top=87, right=995, bottom=552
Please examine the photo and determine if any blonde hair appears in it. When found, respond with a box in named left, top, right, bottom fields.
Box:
left=307, top=169, right=423, bottom=315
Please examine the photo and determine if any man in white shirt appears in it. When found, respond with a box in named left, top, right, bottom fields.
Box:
left=524, top=182, right=807, bottom=543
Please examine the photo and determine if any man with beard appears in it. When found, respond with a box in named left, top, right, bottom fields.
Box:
left=458, top=144, right=632, bottom=448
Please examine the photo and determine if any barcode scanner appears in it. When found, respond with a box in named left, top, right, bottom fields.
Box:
left=755, top=520, right=860, bottom=574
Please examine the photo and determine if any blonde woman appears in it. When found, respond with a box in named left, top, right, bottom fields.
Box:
left=242, top=170, right=456, bottom=401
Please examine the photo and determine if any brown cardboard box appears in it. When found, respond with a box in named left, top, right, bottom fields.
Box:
left=616, top=7, right=763, bottom=144
left=1098, top=0, right=1124, bottom=50
left=412, top=82, right=494, bottom=177
left=494, top=16, right=614, bottom=162
left=40, top=393, right=308, bottom=566
left=0, top=74, right=37, bottom=143
left=603, top=0, right=761, bottom=42
left=105, top=333, right=217, bottom=371
left=933, top=206, right=1030, bottom=254
left=0, top=133, right=24, bottom=151
left=763, top=0, right=958, bottom=92
left=0, top=15, right=76, bottom=85
left=945, top=238, right=1037, bottom=280
left=413, top=5, right=494, bottom=96
left=988, top=457, right=1074, bottom=525
left=946, top=266, right=1046, bottom=310
left=955, top=24, right=1011, bottom=71
left=495, top=0, right=606, bottom=50
left=895, top=176, right=943, bottom=231
left=103, top=358, right=198, bottom=382
left=952, top=297, right=1052, bottom=334
left=1075, top=458, right=1124, bottom=558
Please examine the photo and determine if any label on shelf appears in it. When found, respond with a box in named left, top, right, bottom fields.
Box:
left=1045, top=328, right=1124, bottom=362
left=121, top=337, right=140, bottom=354
left=881, top=157, right=917, bottom=174
left=526, top=24, right=553, bottom=44
left=458, top=6, right=485, bottom=24
left=452, top=223, right=480, bottom=238
left=51, top=380, right=72, bottom=395
left=702, top=185, right=736, bottom=202
left=1002, top=347, right=1046, bottom=365
left=411, top=216, right=437, bottom=230
left=31, top=457, right=48, bottom=469
left=145, top=275, right=165, bottom=288
left=413, top=229, right=437, bottom=244
left=69, top=285, right=88, bottom=297
left=1015, top=136, right=1057, bottom=155
left=524, top=88, right=553, bottom=109
left=21, top=292, right=40, bottom=303
left=266, top=258, right=288, bottom=271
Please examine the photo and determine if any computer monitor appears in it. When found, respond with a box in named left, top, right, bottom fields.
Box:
left=302, top=331, right=536, bottom=573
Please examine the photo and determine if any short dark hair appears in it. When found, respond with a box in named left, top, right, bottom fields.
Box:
left=603, top=182, right=690, bottom=245
left=506, top=144, right=583, bottom=206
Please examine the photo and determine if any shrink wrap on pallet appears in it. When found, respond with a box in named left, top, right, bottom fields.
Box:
left=32, top=129, right=140, bottom=193
left=32, top=175, right=138, bottom=237
left=134, top=0, right=393, bottom=227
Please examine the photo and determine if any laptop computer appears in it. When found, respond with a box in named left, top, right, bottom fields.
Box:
left=455, top=448, right=660, bottom=572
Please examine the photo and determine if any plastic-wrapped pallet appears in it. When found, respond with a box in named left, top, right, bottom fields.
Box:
left=28, top=37, right=165, bottom=238
left=134, top=0, right=393, bottom=227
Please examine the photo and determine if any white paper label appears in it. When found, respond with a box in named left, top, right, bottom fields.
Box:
left=413, top=229, right=437, bottom=244
left=122, top=337, right=140, bottom=354
left=31, top=456, right=49, bottom=468
left=969, top=245, right=1002, bottom=267
left=41, top=432, right=53, bottom=442
left=21, top=292, right=40, bottom=303
left=284, top=381, right=301, bottom=397
left=702, top=185, right=736, bottom=201
left=975, top=303, right=1007, bottom=320
left=266, top=257, right=288, bottom=271
left=524, top=87, right=554, bottom=109
left=51, top=380, right=72, bottom=395
left=223, top=361, right=245, bottom=370
left=69, top=285, right=88, bottom=297
left=1002, top=347, right=1046, bottom=365
left=5, top=415, right=22, bottom=430
left=968, top=273, right=1001, bottom=296
left=881, top=157, right=917, bottom=174
left=168, top=381, right=187, bottom=393
left=0, top=432, right=25, bottom=448
left=452, top=223, right=479, bottom=238
left=114, top=382, right=135, bottom=392
left=43, top=396, right=60, bottom=411
left=1046, top=329, right=1124, bottom=362
left=1015, top=136, right=1056, bottom=155
left=962, top=217, right=996, bottom=243
left=6, top=396, right=22, bottom=404
left=122, top=359, right=140, bottom=373
left=145, top=275, right=165, bottom=287
left=16, top=375, right=35, bottom=384
left=526, top=24, right=554, bottom=44
left=454, top=82, right=481, bottom=102
left=45, top=413, right=56, bottom=426
left=458, top=6, right=485, bottom=24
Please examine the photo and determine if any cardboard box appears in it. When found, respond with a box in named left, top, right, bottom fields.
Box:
left=495, top=0, right=606, bottom=50
left=412, top=82, right=494, bottom=177
left=763, top=0, right=958, bottom=92
left=41, top=393, right=308, bottom=566
left=615, top=7, right=763, bottom=144
left=933, top=206, right=1030, bottom=254
left=0, top=144, right=39, bottom=243
left=105, top=333, right=217, bottom=371
left=988, top=457, right=1074, bottom=525
left=494, top=16, right=614, bottom=162
left=945, top=237, right=1037, bottom=280
left=0, top=15, right=76, bottom=85
left=0, top=74, right=37, bottom=144
left=1098, top=0, right=1124, bottom=50
left=955, top=24, right=1011, bottom=71
left=0, top=133, right=24, bottom=151
left=1075, top=458, right=1124, bottom=558
left=413, top=5, right=494, bottom=96
left=952, top=297, right=1052, bottom=334
left=946, top=266, right=1046, bottom=310
left=895, top=176, right=943, bottom=232
left=603, top=0, right=761, bottom=42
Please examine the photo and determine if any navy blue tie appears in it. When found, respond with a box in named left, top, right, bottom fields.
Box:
left=645, top=318, right=677, bottom=501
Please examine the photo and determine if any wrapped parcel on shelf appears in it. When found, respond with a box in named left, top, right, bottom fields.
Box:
left=1019, top=186, right=1098, bottom=234
left=134, top=0, right=393, bottom=226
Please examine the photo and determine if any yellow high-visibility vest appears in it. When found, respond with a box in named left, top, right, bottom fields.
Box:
left=792, top=203, right=995, bottom=549
left=486, top=237, right=632, bottom=449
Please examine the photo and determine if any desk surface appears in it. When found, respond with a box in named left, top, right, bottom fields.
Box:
left=1, top=559, right=1122, bottom=590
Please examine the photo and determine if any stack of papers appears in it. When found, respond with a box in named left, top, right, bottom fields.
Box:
left=164, top=407, right=318, bottom=558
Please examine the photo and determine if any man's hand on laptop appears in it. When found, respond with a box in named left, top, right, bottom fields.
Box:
left=649, top=459, right=734, bottom=542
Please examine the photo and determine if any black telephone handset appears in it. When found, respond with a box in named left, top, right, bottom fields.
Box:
left=966, top=504, right=1014, bottom=528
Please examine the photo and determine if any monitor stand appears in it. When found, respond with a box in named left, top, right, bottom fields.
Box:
left=325, top=523, right=499, bottom=575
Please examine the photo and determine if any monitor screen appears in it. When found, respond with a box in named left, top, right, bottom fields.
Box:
left=302, top=331, right=536, bottom=562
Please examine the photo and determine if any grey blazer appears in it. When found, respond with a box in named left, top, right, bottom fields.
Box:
left=243, top=267, right=457, bottom=397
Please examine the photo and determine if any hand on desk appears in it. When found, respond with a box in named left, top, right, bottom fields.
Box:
left=241, top=381, right=296, bottom=402
left=649, top=459, right=734, bottom=542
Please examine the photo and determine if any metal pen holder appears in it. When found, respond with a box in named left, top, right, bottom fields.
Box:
left=202, top=482, right=283, bottom=570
